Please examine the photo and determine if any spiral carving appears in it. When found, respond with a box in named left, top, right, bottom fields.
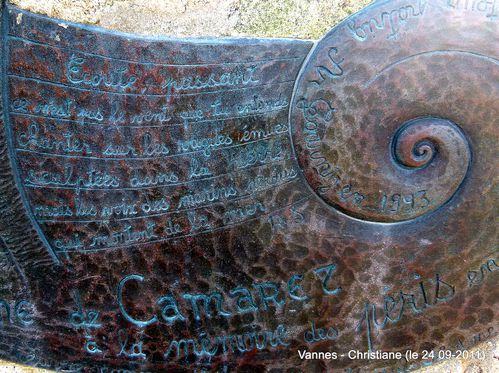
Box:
left=290, top=0, right=498, bottom=223
left=392, top=117, right=471, bottom=172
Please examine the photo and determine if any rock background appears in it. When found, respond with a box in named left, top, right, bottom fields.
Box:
left=3, top=0, right=499, bottom=372
left=9, top=0, right=371, bottom=39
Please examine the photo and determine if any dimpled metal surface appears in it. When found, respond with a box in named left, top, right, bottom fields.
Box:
left=0, top=0, right=497, bottom=372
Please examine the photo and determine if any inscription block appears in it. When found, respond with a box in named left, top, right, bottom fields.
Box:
left=0, top=0, right=497, bottom=372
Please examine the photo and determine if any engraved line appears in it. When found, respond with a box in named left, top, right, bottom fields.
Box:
left=9, top=107, right=288, bottom=129
left=7, top=73, right=295, bottom=98
left=0, top=234, right=29, bottom=287
left=1, top=5, right=60, bottom=263
left=37, top=177, right=298, bottom=224
left=366, top=50, right=499, bottom=87
left=8, top=35, right=305, bottom=68
left=55, top=195, right=312, bottom=254
left=23, top=156, right=295, bottom=192
left=15, top=132, right=286, bottom=161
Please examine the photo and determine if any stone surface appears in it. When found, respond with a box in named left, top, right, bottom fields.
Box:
left=0, top=0, right=497, bottom=373
left=9, top=0, right=371, bottom=39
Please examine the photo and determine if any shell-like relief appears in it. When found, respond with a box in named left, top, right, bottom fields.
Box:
left=290, top=0, right=498, bottom=222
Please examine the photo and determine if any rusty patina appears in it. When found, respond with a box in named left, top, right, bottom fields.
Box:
left=0, top=0, right=497, bottom=372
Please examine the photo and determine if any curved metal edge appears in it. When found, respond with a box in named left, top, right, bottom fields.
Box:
left=0, top=0, right=61, bottom=271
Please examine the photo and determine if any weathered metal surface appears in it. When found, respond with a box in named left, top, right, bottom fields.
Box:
left=0, top=0, right=497, bottom=372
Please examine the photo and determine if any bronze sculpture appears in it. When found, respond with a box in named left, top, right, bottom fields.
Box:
left=0, top=0, right=497, bottom=371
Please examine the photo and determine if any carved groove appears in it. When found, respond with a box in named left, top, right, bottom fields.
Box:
left=290, top=1, right=498, bottom=223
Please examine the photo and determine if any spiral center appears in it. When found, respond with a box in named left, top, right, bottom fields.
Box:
left=392, top=117, right=451, bottom=169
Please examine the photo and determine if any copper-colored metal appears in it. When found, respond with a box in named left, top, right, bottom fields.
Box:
left=0, top=0, right=497, bottom=372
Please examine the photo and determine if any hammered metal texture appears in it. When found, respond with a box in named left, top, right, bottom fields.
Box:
left=0, top=1, right=497, bottom=372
